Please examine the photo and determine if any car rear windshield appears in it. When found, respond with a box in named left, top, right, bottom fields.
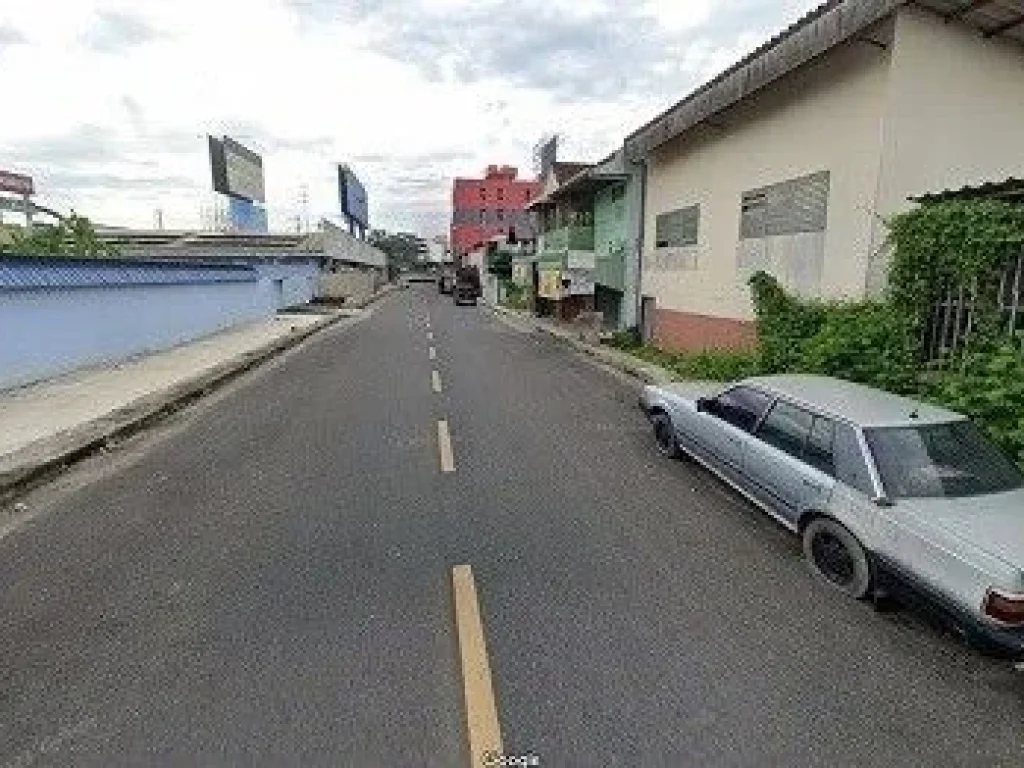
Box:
left=864, top=421, right=1024, bottom=499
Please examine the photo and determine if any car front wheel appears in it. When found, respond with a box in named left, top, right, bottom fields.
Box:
left=651, top=412, right=681, bottom=459
left=802, top=517, right=871, bottom=600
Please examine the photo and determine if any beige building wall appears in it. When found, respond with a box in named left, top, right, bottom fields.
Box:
left=868, top=6, right=1024, bottom=290
left=643, top=31, right=893, bottom=326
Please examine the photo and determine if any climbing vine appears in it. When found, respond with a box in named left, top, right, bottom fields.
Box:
left=885, top=199, right=1024, bottom=345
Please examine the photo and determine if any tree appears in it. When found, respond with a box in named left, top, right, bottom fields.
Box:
left=367, top=229, right=428, bottom=270
left=1, top=212, right=118, bottom=258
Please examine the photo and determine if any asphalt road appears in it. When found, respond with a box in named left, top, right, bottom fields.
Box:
left=1, top=284, right=1023, bottom=767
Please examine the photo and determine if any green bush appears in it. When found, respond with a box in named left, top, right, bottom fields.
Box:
left=796, top=301, right=918, bottom=394
left=748, top=271, right=827, bottom=372
left=502, top=283, right=530, bottom=311
left=606, top=337, right=761, bottom=381
left=918, top=342, right=1024, bottom=467
left=607, top=327, right=641, bottom=349
left=668, top=348, right=763, bottom=381
left=1, top=213, right=118, bottom=258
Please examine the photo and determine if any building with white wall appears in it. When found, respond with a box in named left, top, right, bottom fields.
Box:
left=427, top=236, right=451, bottom=264
left=625, top=0, right=1024, bottom=351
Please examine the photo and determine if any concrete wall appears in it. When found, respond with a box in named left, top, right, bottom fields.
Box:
left=317, top=269, right=378, bottom=304
left=312, top=222, right=387, bottom=269
left=0, top=257, right=318, bottom=391
left=251, top=261, right=320, bottom=308
left=642, top=27, right=893, bottom=338
left=867, top=5, right=1024, bottom=290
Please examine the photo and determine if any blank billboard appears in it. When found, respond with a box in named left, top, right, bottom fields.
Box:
left=209, top=136, right=266, bottom=203
left=338, top=165, right=368, bottom=230
left=0, top=169, right=34, bottom=196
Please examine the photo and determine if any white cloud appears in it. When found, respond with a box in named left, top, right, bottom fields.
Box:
left=0, top=0, right=821, bottom=236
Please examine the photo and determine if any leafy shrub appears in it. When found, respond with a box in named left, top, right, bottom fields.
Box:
left=748, top=271, right=827, bottom=372
left=670, top=348, right=763, bottom=381
left=918, top=342, right=1024, bottom=466
left=796, top=301, right=918, bottom=393
left=502, top=283, right=530, bottom=311
left=607, top=339, right=761, bottom=381
left=607, top=327, right=641, bottom=349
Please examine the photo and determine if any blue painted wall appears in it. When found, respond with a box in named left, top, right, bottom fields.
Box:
left=0, top=256, right=320, bottom=391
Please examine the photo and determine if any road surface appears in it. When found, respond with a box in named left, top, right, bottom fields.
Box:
left=2, top=285, right=1022, bottom=767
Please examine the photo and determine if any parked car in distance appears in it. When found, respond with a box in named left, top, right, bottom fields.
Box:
left=438, top=269, right=455, bottom=294
left=639, top=374, right=1024, bottom=657
left=453, top=265, right=481, bottom=306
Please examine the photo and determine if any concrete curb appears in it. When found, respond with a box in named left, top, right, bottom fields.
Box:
left=0, top=311, right=351, bottom=504
left=353, top=282, right=400, bottom=309
left=489, top=305, right=674, bottom=387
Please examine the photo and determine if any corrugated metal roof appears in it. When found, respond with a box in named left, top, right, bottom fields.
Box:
left=94, top=228, right=308, bottom=250
left=0, top=256, right=256, bottom=291
left=625, top=0, right=1024, bottom=159
left=917, top=0, right=1024, bottom=40
left=912, top=177, right=1024, bottom=202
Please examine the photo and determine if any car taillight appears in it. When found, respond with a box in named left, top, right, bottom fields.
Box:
left=982, top=589, right=1024, bottom=626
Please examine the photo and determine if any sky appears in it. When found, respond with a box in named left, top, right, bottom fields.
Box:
left=0, top=0, right=820, bottom=237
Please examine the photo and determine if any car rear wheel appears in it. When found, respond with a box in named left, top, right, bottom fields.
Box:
left=802, top=517, right=871, bottom=600
left=651, top=412, right=681, bottom=459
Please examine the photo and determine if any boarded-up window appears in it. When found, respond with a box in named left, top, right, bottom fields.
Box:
left=740, top=171, right=829, bottom=239
left=655, top=205, right=700, bottom=248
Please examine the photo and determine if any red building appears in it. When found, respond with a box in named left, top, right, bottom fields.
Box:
left=450, top=165, right=540, bottom=258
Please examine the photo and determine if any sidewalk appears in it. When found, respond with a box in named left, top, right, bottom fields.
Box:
left=489, top=304, right=674, bottom=386
left=0, top=308, right=362, bottom=501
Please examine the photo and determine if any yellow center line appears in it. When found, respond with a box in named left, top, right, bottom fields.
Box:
left=432, top=369, right=443, bottom=393
left=429, top=346, right=437, bottom=360
left=437, top=419, right=456, bottom=473
left=451, top=565, right=503, bottom=767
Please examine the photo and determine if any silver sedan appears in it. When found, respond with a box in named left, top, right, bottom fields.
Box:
left=640, top=374, right=1024, bottom=657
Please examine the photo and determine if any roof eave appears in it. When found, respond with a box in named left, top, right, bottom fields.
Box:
left=624, top=0, right=905, bottom=160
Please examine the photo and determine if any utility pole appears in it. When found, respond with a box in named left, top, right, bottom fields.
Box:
left=298, top=184, right=309, bottom=234
left=154, top=208, right=164, bottom=230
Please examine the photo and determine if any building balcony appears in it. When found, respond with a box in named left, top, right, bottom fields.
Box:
left=538, top=225, right=594, bottom=268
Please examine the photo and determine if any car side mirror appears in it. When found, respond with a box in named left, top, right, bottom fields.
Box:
left=695, top=397, right=711, bottom=414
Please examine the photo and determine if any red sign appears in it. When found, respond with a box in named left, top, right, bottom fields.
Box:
left=0, top=170, right=34, bottom=196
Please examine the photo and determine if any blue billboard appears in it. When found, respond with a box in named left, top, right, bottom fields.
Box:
left=337, top=164, right=368, bottom=232
left=228, top=197, right=268, bottom=233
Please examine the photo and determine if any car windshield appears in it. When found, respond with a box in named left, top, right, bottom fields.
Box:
left=864, top=421, right=1024, bottom=499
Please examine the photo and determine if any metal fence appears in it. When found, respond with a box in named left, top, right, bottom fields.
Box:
left=925, top=250, right=1024, bottom=360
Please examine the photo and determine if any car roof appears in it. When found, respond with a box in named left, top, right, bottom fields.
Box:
left=738, top=374, right=964, bottom=428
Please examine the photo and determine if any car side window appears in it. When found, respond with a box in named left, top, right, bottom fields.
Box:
left=833, top=424, right=875, bottom=496
left=805, top=416, right=836, bottom=475
left=756, top=400, right=813, bottom=459
left=712, top=386, right=772, bottom=432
